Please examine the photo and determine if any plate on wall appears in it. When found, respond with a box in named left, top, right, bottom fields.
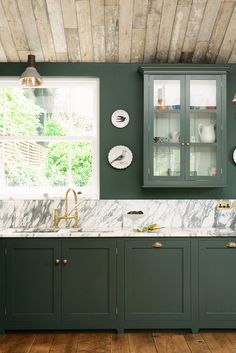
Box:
left=108, top=145, right=133, bottom=169
left=233, top=149, right=236, bottom=164
left=111, top=109, right=129, bottom=128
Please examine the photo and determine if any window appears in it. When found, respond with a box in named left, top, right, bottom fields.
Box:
left=0, top=78, right=99, bottom=199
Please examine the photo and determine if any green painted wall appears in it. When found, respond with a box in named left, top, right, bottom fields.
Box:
left=0, top=63, right=236, bottom=199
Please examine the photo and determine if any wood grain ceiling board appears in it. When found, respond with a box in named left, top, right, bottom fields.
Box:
left=0, top=0, right=235, bottom=63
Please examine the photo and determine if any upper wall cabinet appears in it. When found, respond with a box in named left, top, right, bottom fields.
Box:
left=140, top=66, right=228, bottom=188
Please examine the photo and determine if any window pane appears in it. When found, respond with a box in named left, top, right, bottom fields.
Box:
left=154, top=80, right=180, bottom=110
left=153, top=146, right=180, bottom=176
left=190, top=80, right=216, bottom=109
left=0, top=141, right=92, bottom=188
left=190, top=146, right=217, bottom=176
left=190, top=112, right=217, bottom=143
left=0, top=84, right=96, bottom=137
left=154, top=112, right=180, bottom=143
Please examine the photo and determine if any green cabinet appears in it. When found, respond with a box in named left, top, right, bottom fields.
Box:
left=124, top=239, right=191, bottom=321
left=5, top=239, right=61, bottom=324
left=4, top=238, right=117, bottom=330
left=199, top=238, right=236, bottom=325
left=0, top=239, right=5, bottom=333
left=2, top=236, right=236, bottom=332
left=61, top=239, right=116, bottom=322
left=141, top=67, right=227, bottom=187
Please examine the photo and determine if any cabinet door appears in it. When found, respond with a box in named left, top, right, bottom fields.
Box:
left=0, top=240, right=5, bottom=332
left=125, top=239, right=191, bottom=321
left=61, top=239, right=116, bottom=321
left=199, top=239, right=236, bottom=321
left=144, top=75, right=186, bottom=186
left=185, top=75, right=226, bottom=186
left=5, top=239, right=61, bottom=323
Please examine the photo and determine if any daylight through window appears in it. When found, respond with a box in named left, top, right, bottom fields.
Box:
left=0, top=78, right=99, bottom=198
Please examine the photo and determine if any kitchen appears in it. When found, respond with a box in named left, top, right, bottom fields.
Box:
left=1, top=0, right=236, bottom=352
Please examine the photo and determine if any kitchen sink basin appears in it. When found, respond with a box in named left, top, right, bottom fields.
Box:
left=5, top=227, right=60, bottom=233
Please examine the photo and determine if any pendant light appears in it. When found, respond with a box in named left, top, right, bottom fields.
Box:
left=19, top=54, right=43, bottom=87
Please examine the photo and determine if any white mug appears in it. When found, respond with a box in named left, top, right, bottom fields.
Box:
left=169, top=131, right=180, bottom=143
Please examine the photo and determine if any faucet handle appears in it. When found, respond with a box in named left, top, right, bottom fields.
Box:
left=54, top=208, right=60, bottom=228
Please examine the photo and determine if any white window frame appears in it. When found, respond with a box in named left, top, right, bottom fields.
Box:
left=0, top=77, right=100, bottom=200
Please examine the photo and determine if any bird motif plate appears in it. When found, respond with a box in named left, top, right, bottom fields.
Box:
left=111, top=109, right=130, bottom=128
left=108, top=145, right=133, bottom=169
left=233, top=149, right=236, bottom=164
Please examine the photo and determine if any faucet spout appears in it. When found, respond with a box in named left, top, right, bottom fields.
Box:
left=54, top=188, right=79, bottom=228
left=65, top=188, right=78, bottom=216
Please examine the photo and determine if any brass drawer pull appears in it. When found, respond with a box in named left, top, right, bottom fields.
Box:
left=63, top=259, right=68, bottom=265
left=55, top=259, right=60, bottom=265
left=152, top=242, right=163, bottom=248
left=226, top=242, right=236, bottom=248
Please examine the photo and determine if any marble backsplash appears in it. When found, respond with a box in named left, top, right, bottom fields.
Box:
left=0, top=199, right=236, bottom=230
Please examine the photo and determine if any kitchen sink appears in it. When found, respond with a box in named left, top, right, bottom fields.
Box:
left=3, top=227, right=60, bottom=233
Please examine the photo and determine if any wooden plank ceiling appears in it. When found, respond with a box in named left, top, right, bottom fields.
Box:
left=0, top=0, right=236, bottom=64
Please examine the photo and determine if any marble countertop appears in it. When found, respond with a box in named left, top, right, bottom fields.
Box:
left=1, top=227, right=236, bottom=237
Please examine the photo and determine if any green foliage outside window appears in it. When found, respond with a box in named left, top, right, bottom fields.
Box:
left=1, top=88, right=93, bottom=188
left=0, top=88, right=43, bottom=135
left=44, top=142, right=92, bottom=187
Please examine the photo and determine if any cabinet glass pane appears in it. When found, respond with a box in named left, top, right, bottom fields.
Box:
left=190, top=112, right=216, bottom=143
left=154, top=80, right=180, bottom=110
left=190, top=80, right=216, bottom=109
left=190, top=146, right=217, bottom=177
left=154, top=146, right=180, bottom=176
left=154, top=112, right=180, bottom=143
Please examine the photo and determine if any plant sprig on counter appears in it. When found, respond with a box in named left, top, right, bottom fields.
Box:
left=133, top=224, right=161, bottom=232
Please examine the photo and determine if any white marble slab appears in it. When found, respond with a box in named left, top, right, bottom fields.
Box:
left=1, top=199, right=236, bottom=232
left=1, top=227, right=236, bottom=238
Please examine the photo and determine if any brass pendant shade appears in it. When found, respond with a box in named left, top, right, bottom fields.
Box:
left=19, top=54, right=43, bottom=87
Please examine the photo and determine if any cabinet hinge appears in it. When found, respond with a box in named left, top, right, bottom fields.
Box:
left=4, top=248, right=7, bottom=255
left=116, top=248, right=118, bottom=255
left=147, top=168, right=150, bottom=175
left=116, top=307, right=118, bottom=315
left=221, top=168, right=223, bottom=175
left=4, top=307, right=6, bottom=316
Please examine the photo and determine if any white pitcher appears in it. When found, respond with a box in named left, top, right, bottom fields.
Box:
left=198, top=123, right=216, bottom=143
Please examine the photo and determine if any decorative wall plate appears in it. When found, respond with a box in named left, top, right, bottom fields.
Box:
left=233, top=149, right=236, bottom=164
left=111, top=109, right=129, bottom=128
left=108, top=145, right=133, bottom=169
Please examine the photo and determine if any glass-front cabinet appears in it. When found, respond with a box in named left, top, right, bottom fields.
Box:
left=142, top=68, right=227, bottom=187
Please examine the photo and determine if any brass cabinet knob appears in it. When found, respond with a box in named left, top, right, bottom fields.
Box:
left=226, top=242, right=236, bottom=248
left=152, top=242, right=163, bottom=248
left=63, top=259, right=68, bottom=265
left=186, top=142, right=190, bottom=146
left=55, top=259, right=60, bottom=264
left=181, top=143, right=185, bottom=146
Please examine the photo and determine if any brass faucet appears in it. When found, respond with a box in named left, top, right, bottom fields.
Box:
left=54, top=188, right=79, bottom=228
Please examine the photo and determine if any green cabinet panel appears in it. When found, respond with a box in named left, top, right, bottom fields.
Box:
left=5, top=239, right=61, bottom=323
left=0, top=240, right=5, bottom=332
left=3, top=236, right=236, bottom=332
left=199, top=238, right=236, bottom=321
left=124, top=239, right=191, bottom=320
left=141, top=67, right=227, bottom=187
left=61, top=239, right=117, bottom=321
